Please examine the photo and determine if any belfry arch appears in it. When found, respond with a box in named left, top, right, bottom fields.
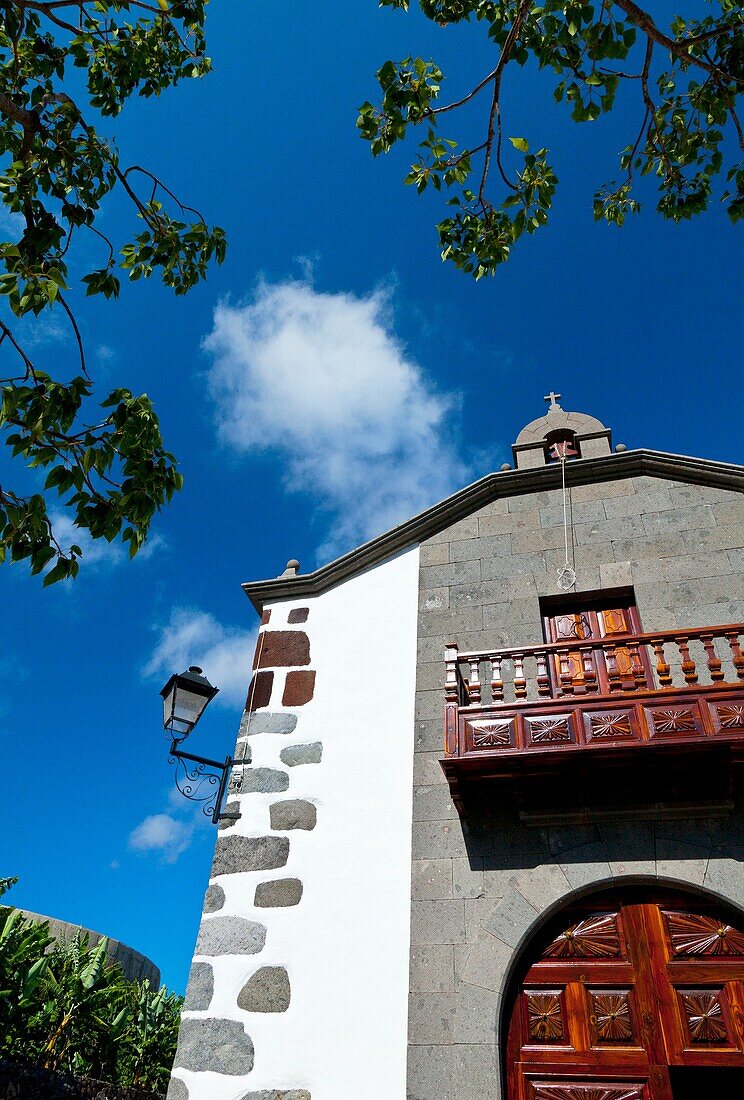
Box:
left=496, top=880, right=744, bottom=1100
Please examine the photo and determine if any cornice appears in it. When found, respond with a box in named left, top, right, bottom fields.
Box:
left=242, top=449, right=743, bottom=613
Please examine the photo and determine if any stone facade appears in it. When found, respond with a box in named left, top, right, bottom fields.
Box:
left=408, top=472, right=744, bottom=1099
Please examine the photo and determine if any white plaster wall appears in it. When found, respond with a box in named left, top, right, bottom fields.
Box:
left=179, top=545, right=420, bottom=1100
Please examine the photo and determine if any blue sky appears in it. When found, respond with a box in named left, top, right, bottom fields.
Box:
left=1, top=2, right=741, bottom=994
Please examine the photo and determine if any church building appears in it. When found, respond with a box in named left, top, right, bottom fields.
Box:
left=167, top=398, right=744, bottom=1100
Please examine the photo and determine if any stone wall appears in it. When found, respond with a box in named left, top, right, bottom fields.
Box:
left=16, top=912, right=160, bottom=987
left=0, top=1060, right=161, bottom=1100
left=408, top=474, right=744, bottom=1099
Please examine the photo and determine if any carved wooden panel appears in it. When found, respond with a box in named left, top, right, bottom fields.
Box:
left=646, top=705, right=703, bottom=738
left=526, top=715, right=574, bottom=746
left=678, top=988, right=729, bottom=1044
left=585, top=711, right=637, bottom=742
left=664, top=911, right=744, bottom=956
left=589, top=990, right=634, bottom=1044
left=543, top=913, right=622, bottom=959
left=715, top=703, right=744, bottom=730
left=530, top=1084, right=645, bottom=1100
left=525, top=989, right=565, bottom=1042
left=468, top=717, right=514, bottom=749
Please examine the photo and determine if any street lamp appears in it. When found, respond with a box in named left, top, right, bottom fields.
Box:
left=160, top=666, right=238, bottom=825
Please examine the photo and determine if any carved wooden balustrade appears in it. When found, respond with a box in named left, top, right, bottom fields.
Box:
left=441, top=624, right=744, bottom=808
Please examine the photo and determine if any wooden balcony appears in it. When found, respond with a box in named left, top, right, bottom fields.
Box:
left=440, top=625, right=744, bottom=816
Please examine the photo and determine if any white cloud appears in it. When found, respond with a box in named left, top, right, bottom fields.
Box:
left=143, top=606, right=256, bottom=709
left=50, top=512, right=164, bottom=570
left=128, top=814, right=193, bottom=864
left=203, top=279, right=470, bottom=560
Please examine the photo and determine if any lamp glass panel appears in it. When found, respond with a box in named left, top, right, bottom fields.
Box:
left=172, top=682, right=209, bottom=730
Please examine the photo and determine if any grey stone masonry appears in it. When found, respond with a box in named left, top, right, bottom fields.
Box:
left=239, top=710, right=298, bottom=737
left=240, top=1092, right=311, bottom=1100
left=212, top=835, right=289, bottom=876
left=240, top=768, right=290, bottom=794
left=254, top=878, right=304, bottom=908
left=203, top=883, right=225, bottom=912
left=196, top=916, right=266, bottom=956
left=184, top=962, right=214, bottom=1011
left=409, top=472, right=744, bottom=1100
left=237, top=966, right=291, bottom=1013
left=166, top=1078, right=189, bottom=1100
left=176, top=1017, right=254, bottom=1074
left=270, top=799, right=317, bottom=831
left=280, top=742, right=323, bottom=766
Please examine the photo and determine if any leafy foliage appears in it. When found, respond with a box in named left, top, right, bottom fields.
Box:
left=0, top=2, right=226, bottom=580
left=0, top=882, right=182, bottom=1089
left=359, top=0, right=743, bottom=276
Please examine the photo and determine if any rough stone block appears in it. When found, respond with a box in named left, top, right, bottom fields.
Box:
left=420, top=541, right=451, bottom=566
left=420, top=586, right=450, bottom=612
left=420, top=560, right=481, bottom=589
left=426, top=516, right=479, bottom=544
left=408, top=992, right=457, bottom=1044
left=196, top=916, right=266, bottom=956
left=482, top=889, right=539, bottom=948
left=256, top=630, right=310, bottom=669
left=239, top=1093, right=311, bottom=1100
left=242, top=768, right=290, bottom=794
left=254, top=878, right=304, bottom=908
left=413, top=785, right=458, bottom=822
left=453, top=857, right=485, bottom=900
left=166, top=1078, right=189, bottom=1100
left=245, top=671, right=273, bottom=711
left=407, top=1042, right=498, bottom=1099
left=213, top=835, right=289, bottom=876
left=238, top=966, right=291, bottom=1013
left=411, top=899, right=466, bottom=945
left=287, top=607, right=309, bottom=624
left=240, top=711, right=298, bottom=737
left=270, top=799, right=317, bottom=831
left=218, top=801, right=241, bottom=830
left=184, top=961, right=214, bottom=1011
left=414, top=751, right=447, bottom=787
left=203, top=883, right=225, bottom=913
left=412, top=859, right=454, bottom=900
left=410, top=944, right=455, bottom=993
left=515, top=862, right=573, bottom=913
left=280, top=742, right=323, bottom=766
left=461, top=931, right=513, bottom=993
left=282, top=670, right=316, bottom=706
left=175, top=1017, right=254, bottom=1074
left=454, top=983, right=500, bottom=1044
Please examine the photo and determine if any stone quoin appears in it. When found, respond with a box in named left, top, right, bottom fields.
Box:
left=167, top=401, right=744, bottom=1100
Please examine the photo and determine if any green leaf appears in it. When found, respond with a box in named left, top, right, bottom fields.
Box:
left=509, top=137, right=529, bottom=152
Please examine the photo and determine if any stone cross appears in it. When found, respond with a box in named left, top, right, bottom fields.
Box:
left=544, top=391, right=562, bottom=410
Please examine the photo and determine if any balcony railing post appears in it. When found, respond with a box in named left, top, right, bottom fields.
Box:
left=605, top=643, right=623, bottom=693
left=701, top=632, right=724, bottom=683
left=677, top=636, right=698, bottom=685
left=559, top=652, right=575, bottom=696
left=579, top=645, right=598, bottom=693
left=628, top=639, right=648, bottom=690
left=444, top=643, right=460, bottom=704
left=536, top=652, right=551, bottom=697
left=444, top=643, right=460, bottom=757
left=468, top=658, right=482, bottom=704
left=491, top=655, right=504, bottom=702
left=725, top=632, right=744, bottom=682
left=513, top=652, right=527, bottom=699
left=651, top=638, right=672, bottom=687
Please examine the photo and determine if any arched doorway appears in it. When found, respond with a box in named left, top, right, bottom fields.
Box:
left=505, top=887, right=744, bottom=1099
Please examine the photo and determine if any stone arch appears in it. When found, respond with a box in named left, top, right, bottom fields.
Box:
left=514, top=409, right=608, bottom=446
left=455, top=825, right=744, bottom=1099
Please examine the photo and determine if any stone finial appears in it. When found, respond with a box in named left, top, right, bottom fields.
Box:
left=279, top=559, right=300, bottom=578
left=500, top=462, right=512, bottom=472
left=615, top=443, right=628, bottom=452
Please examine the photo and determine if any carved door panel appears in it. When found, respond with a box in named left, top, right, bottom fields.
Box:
left=506, top=899, right=744, bottom=1100
left=544, top=601, right=650, bottom=695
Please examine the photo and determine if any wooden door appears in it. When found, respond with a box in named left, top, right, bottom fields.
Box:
left=506, top=895, right=744, bottom=1100
left=544, top=599, right=648, bottom=695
